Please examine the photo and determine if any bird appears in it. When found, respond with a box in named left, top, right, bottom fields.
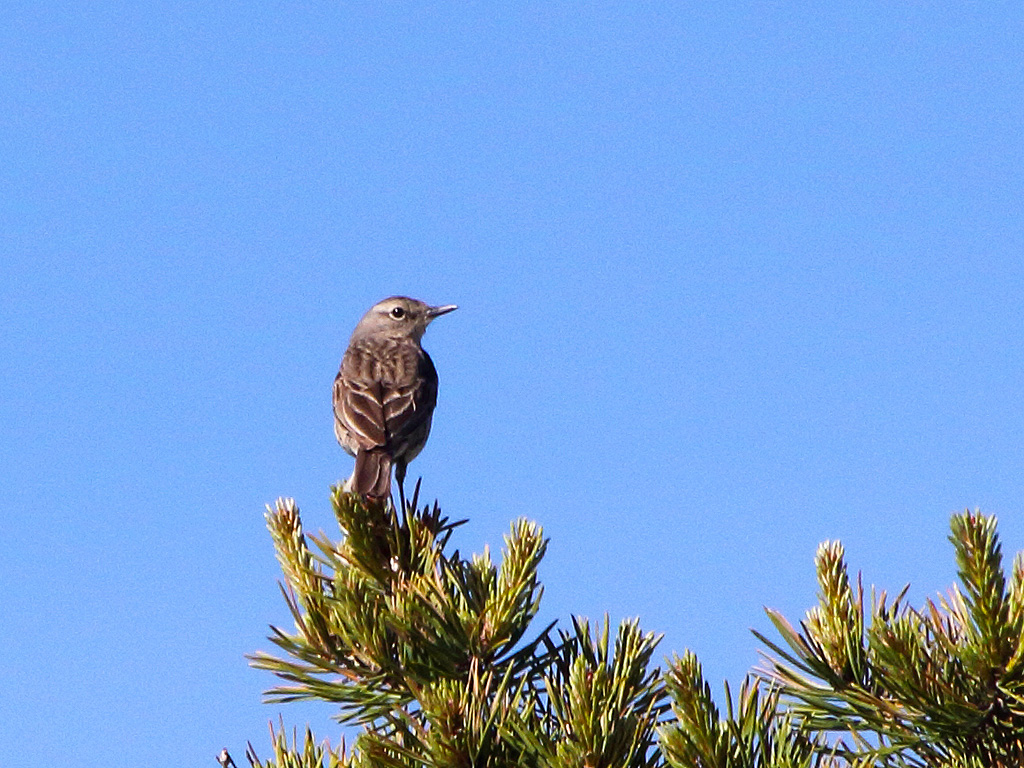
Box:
left=217, top=748, right=237, bottom=768
left=333, top=296, right=456, bottom=504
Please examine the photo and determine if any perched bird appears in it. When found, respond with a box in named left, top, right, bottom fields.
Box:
left=333, top=296, right=457, bottom=501
left=217, top=748, right=237, bottom=768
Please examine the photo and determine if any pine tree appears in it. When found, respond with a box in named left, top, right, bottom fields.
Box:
left=243, top=490, right=1024, bottom=768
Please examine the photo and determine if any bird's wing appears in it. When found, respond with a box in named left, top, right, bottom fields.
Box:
left=334, top=368, right=388, bottom=451
left=381, top=350, right=438, bottom=445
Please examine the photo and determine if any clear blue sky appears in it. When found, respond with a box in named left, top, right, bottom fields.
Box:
left=4, top=2, right=1024, bottom=765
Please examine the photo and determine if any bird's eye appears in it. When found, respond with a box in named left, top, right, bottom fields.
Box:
left=390, top=306, right=405, bottom=319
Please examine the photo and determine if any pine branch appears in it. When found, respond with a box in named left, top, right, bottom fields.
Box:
left=250, top=489, right=671, bottom=767
left=757, top=510, right=1024, bottom=767
left=246, top=721, right=350, bottom=768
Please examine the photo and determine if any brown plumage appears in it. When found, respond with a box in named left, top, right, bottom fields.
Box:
left=333, top=296, right=456, bottom=500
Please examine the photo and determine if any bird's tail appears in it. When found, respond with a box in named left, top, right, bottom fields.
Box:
left=348, top=450, right=392, bottom=498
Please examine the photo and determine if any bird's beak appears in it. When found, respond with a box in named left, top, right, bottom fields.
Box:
left=426, top=304, right=458, bottom=322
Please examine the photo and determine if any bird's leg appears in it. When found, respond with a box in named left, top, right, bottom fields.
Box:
left=396, top=461, right=407, bottom=514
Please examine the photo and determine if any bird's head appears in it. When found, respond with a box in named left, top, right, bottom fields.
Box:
left=353, top=296, right=457, bottom=342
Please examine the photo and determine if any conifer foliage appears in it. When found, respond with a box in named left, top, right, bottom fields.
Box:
left=249, top=486, right=666, bottom=767
left=246, top=492, right=1024, bottom=768
left=757, top=511, right=1024, bottom=767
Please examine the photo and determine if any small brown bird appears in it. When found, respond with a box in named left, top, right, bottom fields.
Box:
left=333, top=296, right=457, bottom=501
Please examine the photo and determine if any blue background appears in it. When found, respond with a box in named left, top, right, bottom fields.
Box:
left=3, top=2, right=1023, bottom=765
